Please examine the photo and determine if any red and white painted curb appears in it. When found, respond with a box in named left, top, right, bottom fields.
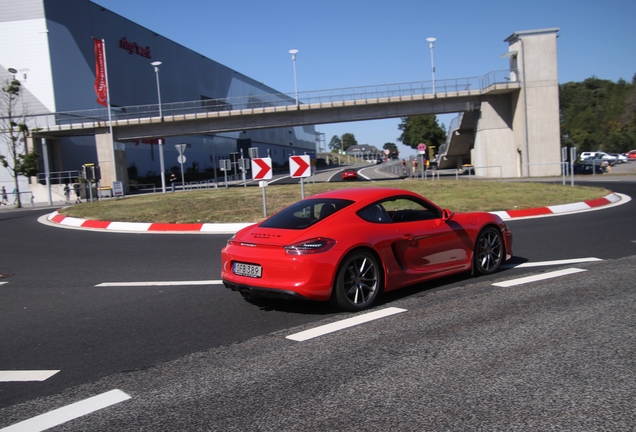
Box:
left=490, top=192, right=623, bottom=220
left=45, top=192, right=625, bottom=233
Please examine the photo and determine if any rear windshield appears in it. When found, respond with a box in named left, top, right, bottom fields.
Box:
left=260, top=198, right=353, bottom=229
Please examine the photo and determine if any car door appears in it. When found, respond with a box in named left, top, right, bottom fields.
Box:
left=385, top=197, right=470, bottom=275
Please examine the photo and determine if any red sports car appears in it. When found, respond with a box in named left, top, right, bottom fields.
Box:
left=341, top=169, right=358, bottom=180
left=221, top=188, right=513, bottom=311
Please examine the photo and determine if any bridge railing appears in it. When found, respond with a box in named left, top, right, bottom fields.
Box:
left=29, top=70, right=517, bottom=130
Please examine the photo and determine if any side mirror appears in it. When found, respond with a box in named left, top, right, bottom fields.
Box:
left=442, top=209, right=454, bottom=221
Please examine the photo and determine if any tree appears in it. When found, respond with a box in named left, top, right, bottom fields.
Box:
left=397, top=115, right=446, bottom=155
left=328, top=133, right=359, bottom=153
left=383, top=142, right=398, bottom=159
left=341, top=133, right=358, bottom=152
left=559, top=75, right=635, bottom=153
left=0, top=78, right=39, bottom=208
left=328, top=135, right=342, bottom=152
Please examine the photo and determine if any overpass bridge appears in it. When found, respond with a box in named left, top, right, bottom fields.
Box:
left=29, top=28, right=561, bottom=188
left=34, top=70, right=517, bottom=142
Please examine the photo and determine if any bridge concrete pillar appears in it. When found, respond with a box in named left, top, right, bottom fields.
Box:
left=473, top=28, right=560, bottom=178
left=95, top=131, right=129, bottom=188
left=506, top=28, right=561, bottom=177
left=473, top=94, right=519, bottom=178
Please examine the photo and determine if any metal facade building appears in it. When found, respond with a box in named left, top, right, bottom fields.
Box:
left=0, top=0, right=316, bottom=199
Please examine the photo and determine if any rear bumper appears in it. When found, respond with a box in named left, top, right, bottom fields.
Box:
left=222, top=280, right=315, bottom=301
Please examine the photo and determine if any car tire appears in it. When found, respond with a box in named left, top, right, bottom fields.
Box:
left=332, top=250, right=382, bottom=312
left=474, top=226, right=504, bottom=275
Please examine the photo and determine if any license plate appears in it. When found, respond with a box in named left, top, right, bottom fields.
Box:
left=233, top=262, right=262, bottom=278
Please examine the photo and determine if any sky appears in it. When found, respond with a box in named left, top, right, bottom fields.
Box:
left=94, top=0, right=636, bottom=157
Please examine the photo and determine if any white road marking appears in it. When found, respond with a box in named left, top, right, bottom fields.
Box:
left=286, top=307, right=407, bottom=342
left=493, top=268, right=587, bottom=288
left=0, top=282, right=7, bottom=285
left=0, top=389, right=131, bottom=432
left=0, top=370, right=60, bottom=382
left=500, top=257, right=602, bottom=269
left=96, top=280, right=224, bottom=287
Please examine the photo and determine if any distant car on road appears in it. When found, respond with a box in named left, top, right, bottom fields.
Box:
left=341, top=169, right=358, bottom=181
left=627, top=150, right=636, bottom=161
left=221, top=188, right=513, bottom=311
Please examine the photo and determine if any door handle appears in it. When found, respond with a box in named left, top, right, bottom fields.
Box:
left=402, top=234, right=414, bottom=241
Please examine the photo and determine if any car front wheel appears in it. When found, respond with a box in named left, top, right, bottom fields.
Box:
left=474, top=226, right=504, bottom=275
left=332, top=250, right=382, bottom=311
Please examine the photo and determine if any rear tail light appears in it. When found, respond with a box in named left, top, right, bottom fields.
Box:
left=284, top=238, right=336, bottom=255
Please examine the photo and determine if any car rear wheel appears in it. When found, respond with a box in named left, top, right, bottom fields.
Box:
left=332, top=250, right=381, bottom=311
left=474, top=226, right=504, bottom=275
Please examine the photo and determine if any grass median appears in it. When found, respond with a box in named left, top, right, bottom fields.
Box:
left=58, top=180, right=609, bottom=224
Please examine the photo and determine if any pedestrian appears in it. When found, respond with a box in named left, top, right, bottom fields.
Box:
left=170, top=173, right=177, bottom=192
left=63, top=183, right=71, bottom=204
left=12, top=188, right=18, bottom=205
left=1, top=186, right=7, bottom=205
left=401, top=159, right=406, bottom=175
left=73, top=181, right=82, bottom=203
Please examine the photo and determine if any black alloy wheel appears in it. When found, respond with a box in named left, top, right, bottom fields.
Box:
left=474, top=226, right=504, bottom=275
left=332, top=250, right=382, bottom=311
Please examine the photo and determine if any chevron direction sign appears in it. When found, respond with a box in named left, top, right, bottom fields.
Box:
left=251, top=157, right=272, bottom=180
left=289, top=155, right=311, bottom=178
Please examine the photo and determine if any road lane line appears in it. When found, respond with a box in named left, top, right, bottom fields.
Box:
left=0, top=389, right=131, bottom=432
left=0, top=371, right=60, bottom=382
left=95, top=280, right=224, bottom=287
left=493, top=268, right=587, bottom=288
left=286, top=307, right=407, bottom=342
left=500, top=257, right=602, bottom=269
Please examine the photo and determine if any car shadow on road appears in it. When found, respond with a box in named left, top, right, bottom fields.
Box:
left=242, top=256, right=528, bottom=315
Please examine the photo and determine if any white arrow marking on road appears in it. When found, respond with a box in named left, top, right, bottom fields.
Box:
left=286, top=307, right=407, bottom=342
left=0, top=370, right=60, bottom=382
left=0, top=389, right=131, bottom=432
left=493, top=268, right=587, bottom=288
left=96, top=280, right=224, bottom=287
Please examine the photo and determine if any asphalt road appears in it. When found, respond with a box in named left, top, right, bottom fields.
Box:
left=0, top=176, right=635, bottom=430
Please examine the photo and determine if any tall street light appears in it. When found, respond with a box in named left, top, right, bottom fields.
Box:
left=289, top=49, right=299, bottom=107
left=151, top=61, right=163, bottom=119
left=426, top=37, right=436, bottom=95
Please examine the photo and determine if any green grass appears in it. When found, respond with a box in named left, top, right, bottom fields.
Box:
left=58, top=180, right=609, bottom=224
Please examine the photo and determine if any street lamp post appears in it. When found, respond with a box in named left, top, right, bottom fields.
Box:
left=150, top=61, right=163, bottom=119
left=288, top=49, right=299, bottom=107
left=426, top=37, right=436, bottom=95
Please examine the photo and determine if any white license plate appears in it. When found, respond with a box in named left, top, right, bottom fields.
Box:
left=233, top=262, right=262, bottom=278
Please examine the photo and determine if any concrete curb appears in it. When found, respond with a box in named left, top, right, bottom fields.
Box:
left=44, top=192, right=626, bottom=234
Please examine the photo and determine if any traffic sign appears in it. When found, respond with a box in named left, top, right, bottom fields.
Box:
left=289, top=155, right=311, bottom=178
left=417, top=143, right=427, bottom=154
left=175, top=143, right=187, bottom=155
left=251, top=157, right=272, bottom=180
left=177, top=155, right=186, bottom=164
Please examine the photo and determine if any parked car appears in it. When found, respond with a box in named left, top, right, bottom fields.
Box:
left=341, top=169, right=358, bottom=181
left=221, top=188, right=513, bottom=311
left=627, top=150, right=636, bottom=161
left=580, top=151, right=617, bottom=166
left=609, top=153, right=627, bottom=164
left=573, top=160, right=607, bottom=174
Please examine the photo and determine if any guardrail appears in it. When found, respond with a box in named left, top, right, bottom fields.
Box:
left=26, top=70, right=518, bottom=131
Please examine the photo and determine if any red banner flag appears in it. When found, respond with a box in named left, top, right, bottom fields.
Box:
left=93, top=38, right=108, bottom=107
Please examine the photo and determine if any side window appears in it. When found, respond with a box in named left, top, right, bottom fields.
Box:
left=382, top=197, right=441, bottom=222
left=357, top=204, right=391, bottom=223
